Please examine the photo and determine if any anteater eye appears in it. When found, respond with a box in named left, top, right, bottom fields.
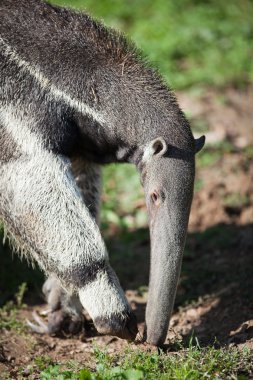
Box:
left=151, top=191, right=159, bottom=205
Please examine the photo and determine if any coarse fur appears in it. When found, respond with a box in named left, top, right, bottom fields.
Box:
left=0, top=0, right=203, bottom=344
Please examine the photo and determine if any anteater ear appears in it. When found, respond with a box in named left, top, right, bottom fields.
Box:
left=195, top=135, right=205, bottom=154
left=143, top=137, right=168, bottom=162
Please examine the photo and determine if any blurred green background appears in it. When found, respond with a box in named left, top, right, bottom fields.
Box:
left=51, top=0, right=253, bottom=89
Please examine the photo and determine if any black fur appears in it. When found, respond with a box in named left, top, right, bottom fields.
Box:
left=59, top=260, right=107, bottom=289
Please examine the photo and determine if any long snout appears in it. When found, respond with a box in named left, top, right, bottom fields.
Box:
left=145, top=159, right=194, bottom=345
left=145, top=218, right=187, bottom=345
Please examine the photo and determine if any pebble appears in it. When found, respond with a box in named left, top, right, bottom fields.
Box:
left=22, top=365, right=32, bottom=377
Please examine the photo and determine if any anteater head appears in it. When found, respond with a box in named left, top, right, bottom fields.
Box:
left=139, top=135, right=205, bottom=345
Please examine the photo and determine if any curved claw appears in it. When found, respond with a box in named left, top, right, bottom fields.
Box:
left=39, top=309, right=51, bottom=316
left=135, top=331, right=144, bottom=343
left=26, top=311, right=50, bottom=334
left=27, top=309, right=84, bottom=335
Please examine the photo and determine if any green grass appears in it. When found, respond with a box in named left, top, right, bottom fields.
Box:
left=50, top=0, right=253, bottom=90
left=0, top=221, right=44, bottom=307
left=0, top=283, right=27, bottom=331
left=34, top=343, right=253, bottom=379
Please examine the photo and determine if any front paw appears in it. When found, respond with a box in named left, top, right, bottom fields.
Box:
left=27, top=309, right=84, bottom=335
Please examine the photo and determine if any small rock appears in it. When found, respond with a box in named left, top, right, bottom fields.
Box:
left=22, top=366, right=32, bottom=377
left=186, top=308, right=198, bottom=319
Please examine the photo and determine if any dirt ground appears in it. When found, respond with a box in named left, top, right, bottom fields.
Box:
left=1, top=86, right=253, bottom=378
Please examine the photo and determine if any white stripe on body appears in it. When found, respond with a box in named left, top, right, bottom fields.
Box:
left=0, top=37, right=106, bottom=125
